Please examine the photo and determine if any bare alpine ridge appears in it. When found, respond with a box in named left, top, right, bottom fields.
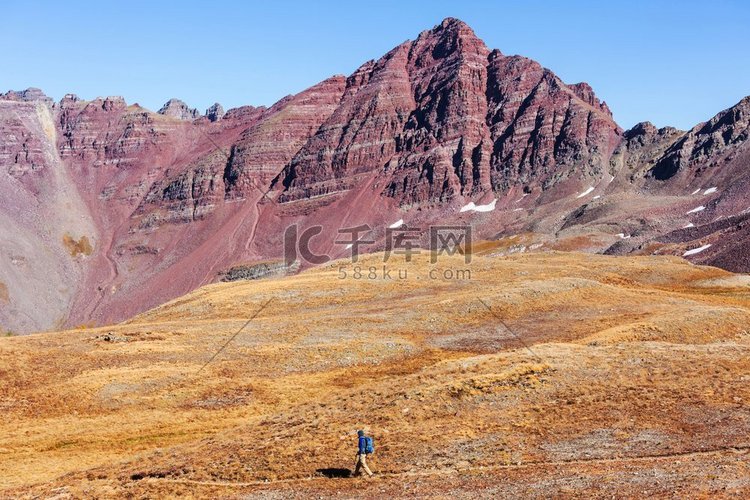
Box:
left=1, top=18, right=749, bottom=333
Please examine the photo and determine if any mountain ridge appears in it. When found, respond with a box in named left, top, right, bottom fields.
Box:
left=1, top=18, right=750, bottom=334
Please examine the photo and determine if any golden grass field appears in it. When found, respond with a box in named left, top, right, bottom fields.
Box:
left=1, top=250, right=750, bottom=498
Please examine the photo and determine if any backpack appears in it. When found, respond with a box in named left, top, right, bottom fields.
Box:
left=364, top=436, right=374, bottom=454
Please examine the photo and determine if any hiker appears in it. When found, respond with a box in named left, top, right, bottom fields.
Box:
left=354, top=429, right=374, bottom=477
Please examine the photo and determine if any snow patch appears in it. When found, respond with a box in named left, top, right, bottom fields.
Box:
left=592, top=195, right=601, bottom=200
left=691, top=188, right=701, bottom=195
left=388, top=219, right=404, bottom=229
left=686, top=206, right=705, bottom=214
left=512, top=208, right=523, bottom=212
left=474, top=200, right=497, bottom=212
left=682, top=223, right=695, bottom=229
left=616, top=233, right=631, bottom=239
left=515, top=194, right=528, bottom=202
left=576, top=186, right=595, bottom=198
left=683, top=244, right=711, bottom=257
left=703, top=187, right=718, bottom=195
left=460, top=199, right=496, bottom=213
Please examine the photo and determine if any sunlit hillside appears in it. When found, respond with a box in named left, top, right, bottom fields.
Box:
left=2, top=251, right=750, bottom=497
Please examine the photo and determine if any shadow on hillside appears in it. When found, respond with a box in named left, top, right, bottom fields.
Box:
left=316, top=467, right=352, bottom=478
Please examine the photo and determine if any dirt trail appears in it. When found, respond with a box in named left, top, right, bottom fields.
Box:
left=142, top=445, right=750, bottom=488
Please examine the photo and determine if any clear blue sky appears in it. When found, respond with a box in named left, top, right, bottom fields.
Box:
left=4, top=0, right=749, bottom=130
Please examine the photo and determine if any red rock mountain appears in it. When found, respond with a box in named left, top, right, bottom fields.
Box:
left=277, top=19, right=620, bottom=205
left=1, top=18, right=748, bottom=333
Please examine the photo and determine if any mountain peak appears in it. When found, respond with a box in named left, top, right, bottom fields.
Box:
left=422, top=17, right=484, bottom=48
left=205, top=102, right=225, bottom=122
left=0, top=87, right=52, bottom=104
left=437, top=16, right=470, bottom=30
left=158, top=98, right=200, bottom=120
left=408, top=16, right=489, bottom=65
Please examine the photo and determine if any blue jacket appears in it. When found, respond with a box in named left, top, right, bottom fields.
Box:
left=358, top=436, right=367, bottom=454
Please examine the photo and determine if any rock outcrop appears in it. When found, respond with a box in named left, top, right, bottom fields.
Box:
left=610, top=121, right=684, bottom=182
left=0, top=87, right=53, bottom=104
left=224, top=75, right=346, bottom=198
left=157, top=98, right=201, bottom=120
left=647, top=96, right=750, bottom=182
left=205, top=103, right=224, bottom=122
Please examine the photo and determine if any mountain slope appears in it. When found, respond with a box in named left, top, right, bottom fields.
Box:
left=2, top=252, right=750, bottom=496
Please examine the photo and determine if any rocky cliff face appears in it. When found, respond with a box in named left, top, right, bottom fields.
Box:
left=1, top=18, right=749, bottom=334
left=158, top=98, right=201, bottom=120
left=278, top=18, right=622, bottom=206
left=205, top=103, right=225, bottom=122
left=647, top=96, right=750, bottom=182
left=0, top=90, right=97, bottom=333
left=224, top=75, right=347, bottom=199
